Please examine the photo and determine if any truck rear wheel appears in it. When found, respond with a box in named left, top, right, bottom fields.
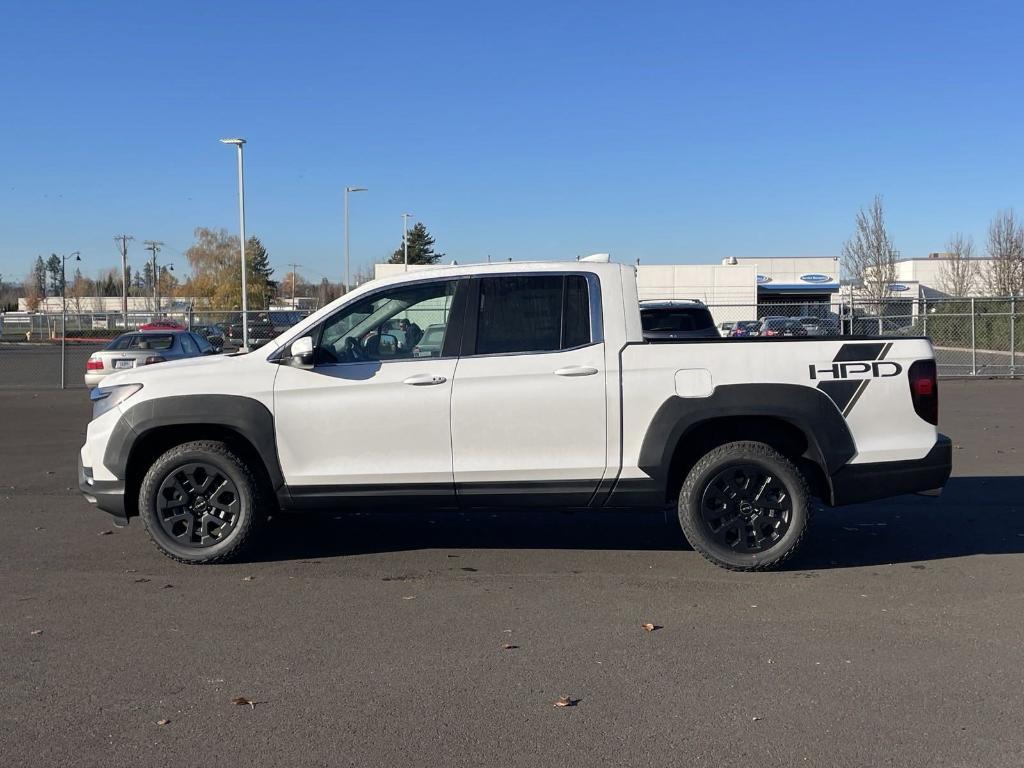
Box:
left=138, top=440, right=266, bottom=564
left=678, top=441, right=810, bottom=571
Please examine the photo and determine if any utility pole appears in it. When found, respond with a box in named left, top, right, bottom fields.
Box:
left=114, top=234, right=133, bottom=328
left=143, top=241, right=164, bottom=317
left=288, top=263, right=302, bottom=310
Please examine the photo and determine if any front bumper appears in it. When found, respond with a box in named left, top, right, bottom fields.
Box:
left=78, top=454, right=128, bottom=524
left=828, top=434, right=953, bottom=506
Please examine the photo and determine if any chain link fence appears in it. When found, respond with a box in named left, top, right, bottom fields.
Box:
left=691, top=296, right=1020, bottom=378
left=1, top=296, right=1020, bottom=389
left=0, top=308, right=312, bottom=390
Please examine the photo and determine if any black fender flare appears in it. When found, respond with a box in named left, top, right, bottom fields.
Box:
left=635, top=383, right=856, bottom=499
left=103, top=394, right=283, bottom=490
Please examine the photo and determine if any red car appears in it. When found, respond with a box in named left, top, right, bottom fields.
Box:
left=138, top=320, right=185, bottom=331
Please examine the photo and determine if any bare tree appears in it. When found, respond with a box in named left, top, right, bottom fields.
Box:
left=842, top=195, right=897, bottom=309
left=936, top=233, right=978, bottom=296
left=981, top=210, right=1024, bottom=296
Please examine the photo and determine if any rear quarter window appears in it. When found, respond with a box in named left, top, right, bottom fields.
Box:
left=106, top=334, right=135, bottom=351
left=641, top=307, right=714, bottom=332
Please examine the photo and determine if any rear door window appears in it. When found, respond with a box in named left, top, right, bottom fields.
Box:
left=180, top=334, right=199, bottom=355
left=473, top=274, right=592, bottom=355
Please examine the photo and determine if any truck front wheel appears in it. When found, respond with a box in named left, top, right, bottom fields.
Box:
left=678, top=441, right=810, bottom=571
left=138, top=440, right=266, bottom=564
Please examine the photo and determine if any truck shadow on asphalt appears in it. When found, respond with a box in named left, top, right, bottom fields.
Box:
left=254, top=476, right=1024, bottom=570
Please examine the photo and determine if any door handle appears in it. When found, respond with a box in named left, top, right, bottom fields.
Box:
left=403, top=373, right=447, bottom=386
left=553, top=366, right=599, bottom=377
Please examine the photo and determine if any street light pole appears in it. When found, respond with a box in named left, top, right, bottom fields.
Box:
left=344, top=186, right=367, bottom=292
left=402, top=213, right=413, bottom=271
left=60, top=251, right=80, bottom=390
left=221, top=138, right=249, bottom=349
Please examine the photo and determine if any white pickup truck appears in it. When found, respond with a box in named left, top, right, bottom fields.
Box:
left=79, top=260, right=951, bottom=570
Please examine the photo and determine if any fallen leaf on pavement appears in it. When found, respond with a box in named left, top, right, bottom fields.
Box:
left=502, top=644, right=518, bottom=650
left=30, top=629, right=43, bottom=636
left=242, top=576, right=255, bottom=582
left=134, top=578, right=151, bottom=583
left=232, top=696, right=257, bottom=709
left=157, top=719, right=170, bottom=726
left=97, top=530, right=113, bottom=536
left=641, top=623, right=660, bottom=632
left=553, top=696, right=576, bottom=708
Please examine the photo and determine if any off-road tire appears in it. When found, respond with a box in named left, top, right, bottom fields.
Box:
left=139, top=440, right=266, bottom=564
left=678, top=441, right=810, bottom=571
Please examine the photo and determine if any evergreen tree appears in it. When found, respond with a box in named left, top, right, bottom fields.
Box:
left=141, top=261, right=155, bottom=293
left=32, top=256, right=47, bottom=298
left=388, top=222, right=445, bottom=265
left=246, top=236, right=276, bottom=307
left=45, top=254, right=64, bottom=297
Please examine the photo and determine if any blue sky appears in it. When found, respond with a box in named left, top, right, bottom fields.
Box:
left=1, top=0, right=1021, bottom=283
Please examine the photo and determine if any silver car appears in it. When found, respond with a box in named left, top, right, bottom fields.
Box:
left=84, top=330, right=218, bottom=388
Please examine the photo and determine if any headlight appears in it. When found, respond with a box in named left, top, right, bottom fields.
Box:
left=90, top=383, right=143, bottom=420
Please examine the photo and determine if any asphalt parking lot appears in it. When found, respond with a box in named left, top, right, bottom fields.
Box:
left=2, top=380, right=1023, bottom=767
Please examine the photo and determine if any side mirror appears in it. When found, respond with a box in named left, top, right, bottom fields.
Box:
left=377, top=333, right=399, bottom=357
left=288, top=336, right=315, bottom=368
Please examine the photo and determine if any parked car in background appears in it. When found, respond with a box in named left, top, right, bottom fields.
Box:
left=759, top=317, right=808, bottom=337
left=796, top=315, right=840, bottom=337
left=796, top=316, right=825, bottom=336
left=412, top=323, right=447, bottom=357
left=639, top=300, right=719, bottom=340
left=139, top=320, right=185, bottom=331
left=85, top=330, right=218, bottom=388
left=225, top=311, right=308, bottom=349
left=728, top=320, right=762, bottom=338
left=191, top=324, right=227, bottom=351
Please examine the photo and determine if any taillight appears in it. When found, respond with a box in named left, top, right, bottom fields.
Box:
left=908, top=359, right=938, bottom=425
left=143, top=355, right=166, bottom=365
left=86, top=359, right=103, bottom=371
left=765, top=329, right=777, bottom=337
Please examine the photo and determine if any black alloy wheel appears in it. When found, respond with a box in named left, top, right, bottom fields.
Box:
left=699, top=464, right=792, bottom=553
left=678, top=441, right=810, bottom=571
left=156, top=462, right=241, bottom=547
left=139, top=440, right=265, bottom=564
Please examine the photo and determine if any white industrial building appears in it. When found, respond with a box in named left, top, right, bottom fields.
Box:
left=375, top=256, right=842, bottom=313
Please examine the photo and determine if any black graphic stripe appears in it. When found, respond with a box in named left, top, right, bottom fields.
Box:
left=833, top=343, right=885, bottom=362
left=816, top=379, right=861, bottom=414
left=878, top=342, right=892, bottom=360
left=842, top=380, right=869, bottom=417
